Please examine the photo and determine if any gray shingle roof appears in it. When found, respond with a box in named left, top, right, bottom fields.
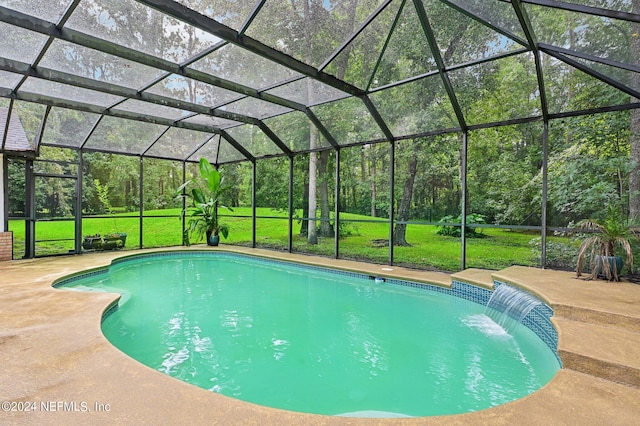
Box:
left=0, top=107, right=32, bottom=152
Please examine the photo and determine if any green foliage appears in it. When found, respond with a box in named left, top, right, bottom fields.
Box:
left=9, top=208, right=543, bottom=271
left=256, top=157, right=289, bottom=209
left=468, top=125, right=541, bottom=226
left=83, top=153, right=140, bottom=212
left=529, top=237, right=577, bottom=271
left=177, top=158, right=233, bottom=245
left=545, top=113, right=633, bottom=226
left=93, top=179, right=111, bottom=214
left=436, top=213, right=486, bottom=238
left=573, top=205, right=640, bottom=281
left=7, top=158, right=25, bottom=216
left=4, top=0, right=640, bottom=272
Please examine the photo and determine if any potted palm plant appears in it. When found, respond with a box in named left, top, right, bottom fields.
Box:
left=575, top=205, right=640, bottom=281
left=177, top=158, right=232, bottom=246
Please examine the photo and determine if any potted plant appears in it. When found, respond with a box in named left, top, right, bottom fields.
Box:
left=574, top=205, right=640, bottom=281
left=176, top=158, right=232, bottom=246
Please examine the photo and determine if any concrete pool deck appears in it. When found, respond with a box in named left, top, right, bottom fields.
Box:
left=1, top=246, right=640, bottom=425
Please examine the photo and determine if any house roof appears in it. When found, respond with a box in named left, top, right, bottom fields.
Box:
left=0, top=107, right=33, bottom=153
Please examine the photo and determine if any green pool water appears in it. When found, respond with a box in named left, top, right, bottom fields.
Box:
left=61, top=253, right=559, bottom=418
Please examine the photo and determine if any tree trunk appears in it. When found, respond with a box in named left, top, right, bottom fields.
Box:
left=308, top=149, right=318, bottom=244
left=391, top=19, right=470, bottom=242
left=370, top=154, right=377, bottom=218
left=458, top=133, right=467, bottom=214
left=318, top=150, right=334, bottom=237
left=300, top=169, right=309, bottom=236
left=310, top=0, right=358, bottom=238
left=393, top=150, right=418, bottom=246
left=630, top=0, right=640, bottom=218
left=304, top=0, right=318, bottom=245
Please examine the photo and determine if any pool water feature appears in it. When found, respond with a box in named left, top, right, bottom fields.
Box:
left=486, top=284, right=543, bottom=332
left=57, top=252, right=560, bottom=418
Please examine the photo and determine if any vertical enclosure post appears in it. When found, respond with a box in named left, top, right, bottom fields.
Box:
left=389, top=141, right=395, bottom=265
left=139, top=157, right=143, bottom=249
left=181, top=161, right=186, bottom=245
left=288, top=156, right=294, bottom=253
left=541, top=120, right=549, bottom=268
left=461, top=131, right=468, bottom=271
left=252, top=160, right=257, bottom=248
left=75, top=150, right=83, bottom=254
left=334, top=148, right=340, bottom=259
left=25, top=159, right=35, bottom=258
left=0, top=154, right=9, bottom=260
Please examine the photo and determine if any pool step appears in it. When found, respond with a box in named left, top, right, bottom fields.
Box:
left=553, top=304, right=640, bottom=334
left=554, top=317, right=640, bottom=388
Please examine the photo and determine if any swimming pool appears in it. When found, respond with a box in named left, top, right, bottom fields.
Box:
left=56, top=252, right=560, bottom=418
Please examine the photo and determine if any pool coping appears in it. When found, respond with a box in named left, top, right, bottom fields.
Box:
left=2, top=246, right=640, bottom=425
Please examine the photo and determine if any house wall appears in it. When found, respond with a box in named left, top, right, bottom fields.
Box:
left=0, top=231, right=11, bottom=261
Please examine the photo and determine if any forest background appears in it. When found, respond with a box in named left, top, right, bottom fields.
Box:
left=4, top=0, right=640, bottom=272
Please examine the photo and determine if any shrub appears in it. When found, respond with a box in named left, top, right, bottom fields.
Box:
left=436, top=213, right=486, bottom=238
left=529, top=237, right=577, bottom=271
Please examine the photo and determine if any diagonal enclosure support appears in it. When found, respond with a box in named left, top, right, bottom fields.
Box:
left=511, top=0, right=549, bottom=119
left=412, top=0, right=467, bottom=130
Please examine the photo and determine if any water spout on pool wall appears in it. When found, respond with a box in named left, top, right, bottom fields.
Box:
left=486, top=284, right=542, bottom=332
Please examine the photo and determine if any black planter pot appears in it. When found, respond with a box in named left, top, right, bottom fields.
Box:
left=206, top=232, right=220, bottom=246
left=594, top=255, right=624, bottom=281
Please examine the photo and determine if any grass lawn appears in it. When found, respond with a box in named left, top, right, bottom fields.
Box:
left=8, top=207, right=574, bottom=272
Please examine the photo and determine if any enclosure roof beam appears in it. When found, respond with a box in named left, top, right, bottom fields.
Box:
left=0, top=57, right=274, bottom=133
left=523, top=0, right=640, bottom=23
left=361, top=95, right=395, bottom=142
left=0, top=5, right=307, bottom=113
left=220, top=130, right=256, bottom=163
left=548, top=102, right=640, bottom=120
left=305, top=109, right=341, bottom=150
left=256, top=122, right=294, bottom=157
left=438, top=0, right=529, bottom=48
left=319, top=0, right=395, bottom=71
left=184, top=134, right=219, bottom=163
left=141, top=126, right=172, bottom=157
left=33, top=105, right=51, bottom=156
left=134, top=0, right=366, bottom=97
left=412, top=0, right=467, bottom=131
left=543, top=49, right=640, bottom=100
left=511, top=0, right=549, bottom=119
left=78, top=115, right=105, bottom=150
left=238, top=0, right=266, bottom=35
left=539, top=43, right=640, bottom=74
left=366, top=0, right=407, bottom=92
left=368, top=48, right=530, bottom=94
left=11, top=90, right=219, bottom=135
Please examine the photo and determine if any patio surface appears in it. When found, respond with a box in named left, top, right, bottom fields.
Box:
left=1, top=246, right=640, bottom=425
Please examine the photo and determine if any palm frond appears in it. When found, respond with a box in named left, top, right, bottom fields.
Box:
left=573, top=205, right=639, bottom=281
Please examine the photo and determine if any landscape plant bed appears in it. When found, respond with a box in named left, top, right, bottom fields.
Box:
left=82, top=233, right=127, bottom=251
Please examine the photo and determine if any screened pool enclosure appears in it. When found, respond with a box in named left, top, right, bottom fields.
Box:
left=1, top=0, right=639, bottom=271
